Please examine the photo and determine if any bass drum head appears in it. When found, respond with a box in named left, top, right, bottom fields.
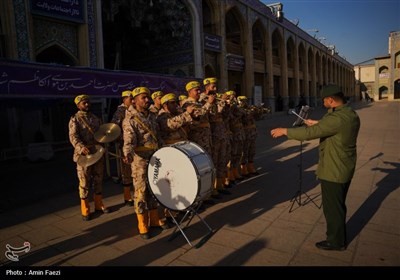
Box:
left=147, top=146, right=199, bottom=211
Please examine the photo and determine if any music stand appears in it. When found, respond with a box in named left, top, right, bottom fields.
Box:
left=289, top=106, right=321, bottom=212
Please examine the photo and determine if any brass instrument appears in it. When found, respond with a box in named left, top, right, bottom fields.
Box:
left=249, top=104, right=271, bottom=120
left=77, top=145, right=105, bottom=167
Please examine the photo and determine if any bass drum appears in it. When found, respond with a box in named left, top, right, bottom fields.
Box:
left=147, top=141, right=215, bottom=211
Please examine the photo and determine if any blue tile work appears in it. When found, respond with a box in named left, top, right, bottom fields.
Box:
left=33, top=18, right=78, bottom=58
left=13, top=0, right=30, bottom=60
left=87, top=0, right=97, bottom=67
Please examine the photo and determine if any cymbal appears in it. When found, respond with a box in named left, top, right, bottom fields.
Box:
left=94, top=123, right=121, bottom=143
left=77, top=145, right=105, bottom=167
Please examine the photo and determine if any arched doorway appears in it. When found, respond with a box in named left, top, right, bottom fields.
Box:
left=36, top=45, right=76, bottom=66
left=379, top=86, right=388, bottom=100
left=394, top=79, right=400, bottom=99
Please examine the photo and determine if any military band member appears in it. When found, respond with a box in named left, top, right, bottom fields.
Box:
left=203, top=78, right=230, bottom=195
left=157, top=93, right=195, bottom=221
left=122, top=87, right=168, bottom=239
left=181, top=81, right=214, bottom=156
left=238, top=96, right=259, bottom=176
left=149, top=90, right=164, bottom=114
left=182, top=81, right=221, bottom=199
left=222, top=91, right=235, bottom=187
left=228, top=92, right=245, bottom=181
left=178, top=94, right=188, bottom=107
left=69, top=94, right=109, bottom=221
left=111, top=90, right=134, bottom=206
left=157, top=93, right=194, bottom=145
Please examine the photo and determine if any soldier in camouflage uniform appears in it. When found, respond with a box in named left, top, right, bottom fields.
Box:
left=222, top=91, right=235, bottom=187
left=181, top=81, right=220, bottom=200
left=238, top=96, right=259, bottom=176
left=157, top=93, right=195, bottom=221
left=203, top=78, right=230, bottom=195
left=122, top=87, right=169, bottom=239
left=179, top=94, right=188, bottom=107
left=157, top=93, right=194, bottom=145
left=149, top=90, right=164, bottom=114
left=181, top=81, right=215, bottom=156
left=228, top=92, right=246, bottom=181
left=69, top=94, right=109, bottom=221
left=111, top=90, right=134, bottom=206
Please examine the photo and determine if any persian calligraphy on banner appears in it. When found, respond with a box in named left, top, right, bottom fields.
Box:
left=0, top=59, right=196, bottom=98
left=30, top=0, right=85, bottom=23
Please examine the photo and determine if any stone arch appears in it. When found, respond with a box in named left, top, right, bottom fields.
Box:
left=252, top=19, right=266, bottom=61
left=394, top=79, right=400, bottom=99
left=36, top=43, right=77, bottom=66
left=379, top=85, right=388, bottom=100
left=225, top=6, right=245, bottom=56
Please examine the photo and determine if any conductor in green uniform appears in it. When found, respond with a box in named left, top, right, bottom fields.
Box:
left=271, top=84, right=360, bottom=251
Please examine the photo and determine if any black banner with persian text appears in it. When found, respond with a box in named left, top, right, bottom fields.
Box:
left=0, top=60, right=197, bottom=98
left=30, top=0, right=85, bottom=23
left=204, top=33, right=222, bottom=52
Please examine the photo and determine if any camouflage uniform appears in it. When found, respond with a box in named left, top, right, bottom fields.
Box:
left=111, top=103, right=132, bottom=185
left=69, top=111, right=104, bottom=199
left=223, top=103, right=234, bottom=184
left=149, top=104, right=161, bottom=114
left=122, top=105, right=161, bottom=214
left=181, top=97, right=213, bottom=155
left=229, top=104, right=246, bottom=179
left=157, top=108, right=192, bottom=144
left=241, top=107, right=257, bottom=163
left=208, top=99, right=228, bottom=189
left=241, top=106, right=258, bottom=174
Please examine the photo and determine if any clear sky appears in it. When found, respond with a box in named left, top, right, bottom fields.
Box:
left=261, top=0, right=400, bottom=65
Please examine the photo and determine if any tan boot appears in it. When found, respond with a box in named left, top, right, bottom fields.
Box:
left=217, top=178, right=231, bottom=194
left=233, top=167, right=243, bottom=181
left=94, top=194, right=110, bottom=213
left=123, top=186, right=133, bottom=206
left=136, top=212, right=150, bottom=239
left=81, top=199, right=90, bottom=221
left=149, top=209, right=169, bottom=230
left=247, top=162, right=259, bottom=175
left=228, top=167, right=236, bottom=182
left=241, top=164, right=249, bottom=177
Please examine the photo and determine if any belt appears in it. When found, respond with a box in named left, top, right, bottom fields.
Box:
left=233, top=124, right=243, bottom=128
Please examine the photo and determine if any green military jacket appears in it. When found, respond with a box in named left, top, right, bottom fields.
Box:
left=287, top=104, right=360, bottom=183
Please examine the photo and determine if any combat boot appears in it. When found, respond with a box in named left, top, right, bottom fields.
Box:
left=123, top=186, right=133, bottom=206
left=149, top=209, right=170, bottom=230
left=240, top=164, right=250, bottom=177
left=81, top=198, right=90, bottom=221
left=137, top=212, right=150, bottom=239
left=247, top=162, right=259, bottom=175
left=94, top=193, right=110, bottom=214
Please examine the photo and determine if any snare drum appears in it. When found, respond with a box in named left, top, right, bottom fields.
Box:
left=147, top=141, right=215, bottom=211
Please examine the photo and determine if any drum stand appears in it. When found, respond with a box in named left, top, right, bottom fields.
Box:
left=289, top=141, right=321, bottom=213
left=167, top=202, right=214, bottom=248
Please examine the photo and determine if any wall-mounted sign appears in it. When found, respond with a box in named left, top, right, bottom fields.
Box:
left=227, top=54, right=245, bottom=71
left=204, top=33, right=222, bottom=52
left=254, top=86, right=262, bottom=105
left=30, top=0, right=85, bottom=23
left=379, top=73, right=390, bottom=79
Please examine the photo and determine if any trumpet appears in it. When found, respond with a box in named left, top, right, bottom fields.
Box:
left=249, top=104, right=271, bottom=120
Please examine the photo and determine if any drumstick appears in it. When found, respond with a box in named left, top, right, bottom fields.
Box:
left=291, top=110, right=306, bottom=122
